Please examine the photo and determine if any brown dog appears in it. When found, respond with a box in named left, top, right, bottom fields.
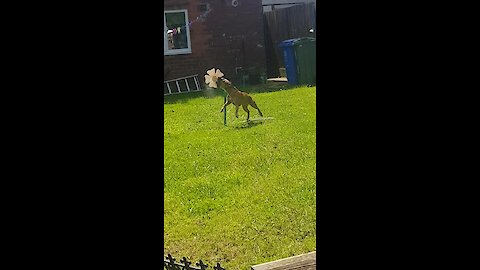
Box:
left=218, top=78, right=263, bottom=121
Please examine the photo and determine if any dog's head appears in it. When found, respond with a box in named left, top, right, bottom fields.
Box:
left=217, top=77, right=232, bottom=89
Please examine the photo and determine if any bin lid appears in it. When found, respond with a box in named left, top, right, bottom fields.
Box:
left=278, top=38, right=299, bottom=48
left=278, top=37, right=316, bottom=48
left=292, top=37, right=316, bottom=45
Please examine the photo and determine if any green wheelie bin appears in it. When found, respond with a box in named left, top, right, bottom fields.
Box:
left=292, top=37, right=316, bottom=85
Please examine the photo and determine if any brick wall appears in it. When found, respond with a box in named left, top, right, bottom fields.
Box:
left=164, top=0, right=266, bottom=85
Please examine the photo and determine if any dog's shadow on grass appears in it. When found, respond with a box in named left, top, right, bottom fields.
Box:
left=231, top=118, right=272, bottom=129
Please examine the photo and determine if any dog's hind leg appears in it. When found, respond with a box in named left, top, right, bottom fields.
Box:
left=242, top=104, right=250, bottom=121
left=249, top=99, right=263, bottom=117
left=220, top=99, right=231, bottom=112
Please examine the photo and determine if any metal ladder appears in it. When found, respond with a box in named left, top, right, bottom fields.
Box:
left=164, top=74, right=202, bottom=96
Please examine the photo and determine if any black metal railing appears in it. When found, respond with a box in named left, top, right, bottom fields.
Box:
left=164, top=254, right=226, bottom=270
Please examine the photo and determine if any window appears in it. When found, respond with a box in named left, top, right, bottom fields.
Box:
left=164, top=9, right=192, bottom=55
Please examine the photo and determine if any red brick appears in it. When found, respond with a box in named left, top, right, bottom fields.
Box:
left=164, top=0, right=266, bottom=83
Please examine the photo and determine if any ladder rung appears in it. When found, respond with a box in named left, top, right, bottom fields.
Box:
left=194, top=76, right=200, bottom=90
left=167, top=82, right=171, bottom=94
left=164, top=74, right=201, bottom=95
left=185, top=78, right=190, bottom=92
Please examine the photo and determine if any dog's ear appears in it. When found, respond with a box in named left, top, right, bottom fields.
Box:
left=221, top=78, right=232, bottom=85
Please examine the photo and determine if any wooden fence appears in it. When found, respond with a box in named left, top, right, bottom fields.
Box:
left=263, top=3, right=316, bottom=78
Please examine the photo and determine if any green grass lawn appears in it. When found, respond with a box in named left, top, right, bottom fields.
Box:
left=164, top=85, right=316, bottom=270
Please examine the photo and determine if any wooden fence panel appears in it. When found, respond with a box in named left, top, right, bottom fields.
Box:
left=263, top=3, right=316, bottom=77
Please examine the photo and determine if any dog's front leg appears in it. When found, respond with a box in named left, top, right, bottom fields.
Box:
left=235, top=105, right=240, bottom=118
left=220, top=99, right=231, bottom=112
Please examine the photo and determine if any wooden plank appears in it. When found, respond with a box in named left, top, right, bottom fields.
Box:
left=251, top=251, right=316, bottom=270
left=267, top=77, right=287, bottom=82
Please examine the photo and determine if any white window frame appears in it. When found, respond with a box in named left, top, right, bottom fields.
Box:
left=164, top=9, right=192, bottom=56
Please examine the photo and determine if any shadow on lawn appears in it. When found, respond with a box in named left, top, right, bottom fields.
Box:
left=231, top=117, right=275, bottom=129
left=163, top=82, right=310, bottom=105
left=232, top=120, right=264, bottom=129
